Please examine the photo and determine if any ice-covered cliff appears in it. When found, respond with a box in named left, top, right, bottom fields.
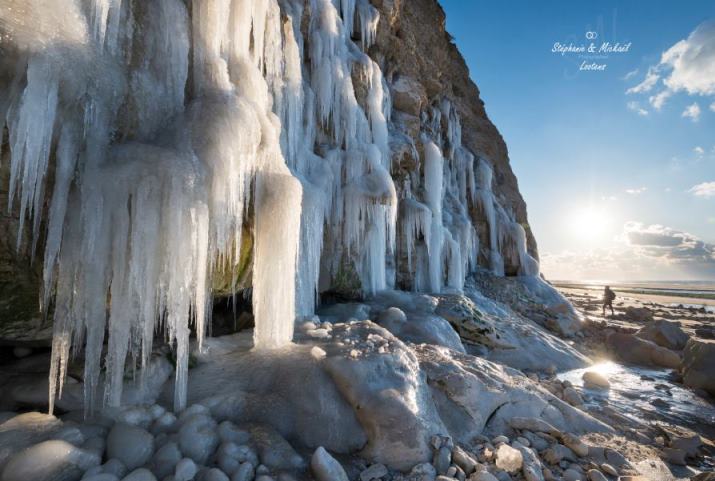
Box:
left=0, top=0, right=542, bottom=412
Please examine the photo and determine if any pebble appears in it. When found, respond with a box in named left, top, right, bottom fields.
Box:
left=563, top=468, right=583, bottom=481
left=495, top=444, right=523, bottom=473
left=178, top=414, right=219, bottom=464
left=231, top=462, right=255, bottom=481
left=492, top=435, right=509, bottom=445
left=563, top=387, right=584, bottom=406
left=452, top=446, right=478, bottom=475
left=203, top=468, right=230, bottom=481
left=102, top=459, right=128, bottom=478
left=516, top=437, right=530, bottom=447
left=433, top=446, right=452, bottom=475
left=588, top=470, right=607, bottom=481
left=174, top=458, right=197, bottom=481
left=107, top=424, right=155, bottom=471
left=83, top=475, right=120, bottom=481
left=1, top=440, right=101, bottom=481
left=360, top=463, right=388, bottom=481
left=153, top=441, right=182, bottom=478
left=217, top=421, right=250, bottom=445
left=600, top=463, right=617, bottom=476
left=409, top=463, right=437, bottom=481
left=469, top=472, right=499, bottom=481
left=561, top=433, right=589, bottom=457
left=310, top=447, right=349, bottom=481
left=121, top=468, right=157, bottom=481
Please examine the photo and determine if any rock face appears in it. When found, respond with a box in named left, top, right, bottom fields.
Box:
left=0, top=0, right=537, bottom=346
left=682, top=338, right=715, bottom=395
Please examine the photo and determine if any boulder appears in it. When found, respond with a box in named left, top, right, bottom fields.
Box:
left=582, top=372, right=609, bottom=389
left=0, top=440, right=100, bottom=481
left=495, top=444, right=522, bottom=473
left=636, top=320, right=689, bottom=351
left=624, top=307, right=653, bottom=322
left=606, top=332, right=680, bottom=369
left=106, top=424, right=154, bottom=471
left=682, top=338, right=715, bottom=395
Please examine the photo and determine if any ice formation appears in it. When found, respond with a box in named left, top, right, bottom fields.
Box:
left=0, top=0, right=540, bottom=413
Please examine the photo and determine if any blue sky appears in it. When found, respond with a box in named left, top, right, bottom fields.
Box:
left=441, top=1, right=715, bottom=281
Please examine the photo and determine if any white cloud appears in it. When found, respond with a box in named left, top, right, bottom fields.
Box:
left=682, top=102, right=701, bottom=121
left=623, top=69, right=639, bottom=80
left=689, top=181, right=715, bottom=198
left=626, top=67, right=659, bottom=94
left=627, top=20, right=715, bottom=109
left=626, top=101, right=648, bottom=116
left=541, top=222, right=715, bottom=281
left=711, top=101, right=715, bottom=112
left=694, top=146, right=705, bottom=157
left=625, top=186, right=647, bottom=195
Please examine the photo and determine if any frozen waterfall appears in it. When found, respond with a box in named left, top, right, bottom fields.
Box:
left=0, top=0, right=540, bottom=414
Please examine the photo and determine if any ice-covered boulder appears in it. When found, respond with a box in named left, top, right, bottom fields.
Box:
left=106, top=424, right=154, bottom=471
left=636, top=320, right=689, bottom=351
left=0, top=439, right=100, bottom=481
left=176, top=322, right=609, bottom=470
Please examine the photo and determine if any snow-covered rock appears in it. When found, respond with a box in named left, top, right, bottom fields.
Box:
left=106, top=424, right=154, bottom=471
left=0, top=440, right=100, bottom=481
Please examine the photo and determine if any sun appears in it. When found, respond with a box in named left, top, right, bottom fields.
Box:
left=569, top=205, right=610, bottom=241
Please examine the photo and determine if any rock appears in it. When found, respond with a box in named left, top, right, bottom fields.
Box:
left=178, top=414, right=218, bottom=465
left=249, top=425, right=304, bottom=470
left=152, top=442, right=182, bottom=479
left=310, top=447, right=348, bottom=481
left=491, top=436, right=509, bottom=445
left=390, top=76, right=427, bottom=116
left=599, top=464, right=617, bottom=476
left=587, top=470, right=607, bottom=481
left=661, top=447, right=686, bottom=465
left=636, top=320, right=689, bottom=350
left=231, top=462, right=255, bottom=481
left=516, top=437, right=530, bottom=447
left=682, top=338, right=715, bottom=395
left=561, top=434, right=588, bottom=458
left=202, top=468, right=230, bottom=481
left=407, top=463, right=437, bottom=481
left=12, top=347, right=32, bottom=358
left=507, top=418, right=560, bottom=436
left=542, top=444, right=576, bottom=465
left=99, top=459, right=126, bottom=479
left=624, top=307, right=653, bottom=322
left=451, top=447, right=478, bottom=475
left=121, top=468, right=157, bottom=481
left=378, top=307, right=407, bottom=324
left=542, top=468, right=555, bottom=481
left=435, top=476, right=453, bottom=481
left=83, top=475, right=120, bottom=481
left=174, top=458, right=197, bottom=481
left=670, top=434, right=701, bottom=457
left=495, top=444, right=523, bottom=473
left=360, top=463, right=388, bottom=481
left=606, top=332, right=680, bottom=369
left=469, top=472, right=498, bottom=481
left=563, top=468, right=583, bottom=481
left=562, top=387, right=583, bottom=406
left=217, top=422, right=250, bottom=445
left=582, top=372, right=609, bottom=389
left=512, top=442, right=543, bottom=481
left=0, top=440, right=100, bottom=481
left=433, top=446, right=452, bottom=475
left=106, top=424, right=154, bottom=471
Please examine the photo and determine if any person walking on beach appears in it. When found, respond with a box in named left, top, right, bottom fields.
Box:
left=602, top=285, right=616, bottom=317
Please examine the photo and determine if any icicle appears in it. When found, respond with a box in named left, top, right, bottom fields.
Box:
left=423, top=140, right=444, bottom=293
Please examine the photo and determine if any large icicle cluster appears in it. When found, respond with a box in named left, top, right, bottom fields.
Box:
left=0, top=0, right=540, bottom=414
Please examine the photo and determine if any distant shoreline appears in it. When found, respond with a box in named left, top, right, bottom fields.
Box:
left=552, top=280, right=715, bottom=308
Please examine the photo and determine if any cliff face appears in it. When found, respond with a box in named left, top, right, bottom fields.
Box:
left=373, top=0, right=537, bottom=258
left=0, top=0, right=538, bottom=339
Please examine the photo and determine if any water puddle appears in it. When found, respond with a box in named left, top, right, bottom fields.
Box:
left=558, top=361, right=715, bottom=468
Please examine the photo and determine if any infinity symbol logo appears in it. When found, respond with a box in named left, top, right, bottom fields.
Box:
left=586, top=31, right=598, bottom=40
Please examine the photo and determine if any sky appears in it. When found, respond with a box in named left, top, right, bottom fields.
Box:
left=440, top=1, right=715, bottom=282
